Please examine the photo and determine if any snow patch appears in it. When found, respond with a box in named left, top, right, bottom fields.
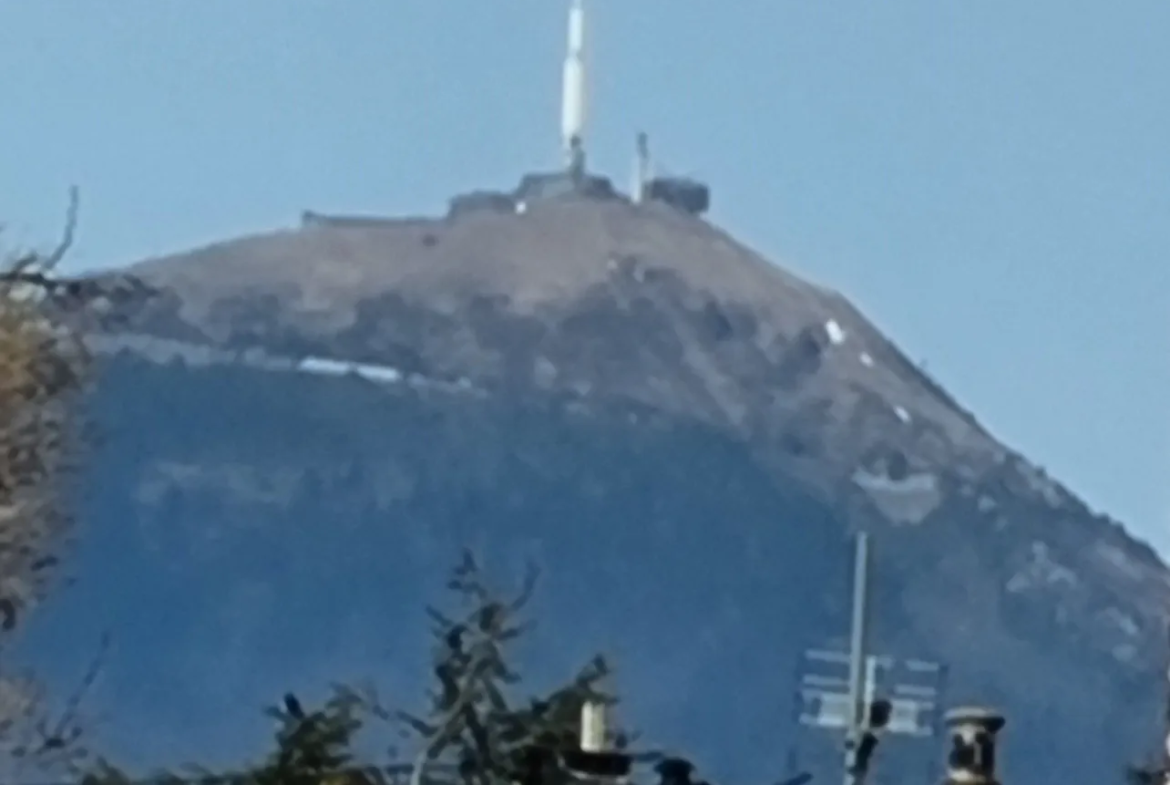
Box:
left=894, top=406, right=911, bottom=423
left=350, top=362, right=403, bottom=384
left=824, top=319, right=846, bottom=345
left=85, top=332, right=487, bottom=400
left=859, top=352, right=873, bottom=367
left=296, top=357, right=351, bottom=376
left=851, top=468, right=942, bottom=525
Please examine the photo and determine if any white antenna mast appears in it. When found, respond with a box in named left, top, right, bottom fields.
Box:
left=561, top=0, right=587, bottom=180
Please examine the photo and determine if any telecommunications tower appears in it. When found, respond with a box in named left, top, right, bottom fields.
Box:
left=561, top=0, right=588, bottom=180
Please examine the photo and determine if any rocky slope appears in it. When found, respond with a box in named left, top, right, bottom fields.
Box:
left=24, top=191, right=1170, bottom=782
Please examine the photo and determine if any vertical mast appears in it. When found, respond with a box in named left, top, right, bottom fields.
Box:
left=844, top=532, right=871, bottom=785
left=632, top=132, right=651, bottom=204
left=561, top=0, right=587, bottom=179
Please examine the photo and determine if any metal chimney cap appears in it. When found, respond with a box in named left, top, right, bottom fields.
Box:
left=944, top=706, right=1005, bottom=733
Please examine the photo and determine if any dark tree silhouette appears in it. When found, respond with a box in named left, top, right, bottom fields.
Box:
left=397, top=550, right=627, bottom=785
left=79, top=551, right=653, bottom=785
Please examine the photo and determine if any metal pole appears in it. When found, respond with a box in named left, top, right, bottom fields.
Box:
left=844, top=531, right=871, bottom=785
left=862, top=656, right=878, bottom=717
left=1163, top=622, right=1170, bottom=785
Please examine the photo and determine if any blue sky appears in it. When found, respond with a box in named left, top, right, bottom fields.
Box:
left=0, top=2, right=1167, bottom=551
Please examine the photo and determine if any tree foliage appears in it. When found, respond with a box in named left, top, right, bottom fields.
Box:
left=0, top=189, right=107, bottom=783
left=0, top=187, right=90, bottom=633
left=398, top=550, right=628, bottom=785
left=81, top=551, right=644, bottom=785
left=82, top=690, right=373, bottom=785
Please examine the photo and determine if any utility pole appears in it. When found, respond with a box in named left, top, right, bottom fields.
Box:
left=1128, top=623, right=1170, bottom=785
left=843, top=532, right=871, bottom=785
left=1150, top=622, right=1170, bottom=785
left=1160, top=621, right=1170, bottom=785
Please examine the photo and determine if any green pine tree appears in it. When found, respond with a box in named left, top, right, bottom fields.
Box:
left=398, top=550, right=629, bottom=785
left=247, top=691, right=367, bottom=785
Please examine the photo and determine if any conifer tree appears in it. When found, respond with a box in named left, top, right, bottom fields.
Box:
left=81, top=690, right=375, bottom=785
left=239, top=692, right=362, bottom=785
left=396, top=550, right=629, bottom=785
left=80, top=551, right=648, bottom=785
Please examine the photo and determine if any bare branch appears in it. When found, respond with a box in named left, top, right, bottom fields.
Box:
left=6, top=186, right=79, bottom=279
left=0, top=194, right=96, bottom=781
left=42, top=186, right=80, bottom=273
left=37, top=631, right=109, bottom=757
left=507, top=560, right=539, bottom=615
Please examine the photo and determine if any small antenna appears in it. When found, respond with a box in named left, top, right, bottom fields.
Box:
left=632, top=132, right=651, bottom=204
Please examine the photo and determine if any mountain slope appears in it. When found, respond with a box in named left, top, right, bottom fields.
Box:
left=31, top=191, right=1169, bottom=782
left=122, top=197, right=1001, bottom=489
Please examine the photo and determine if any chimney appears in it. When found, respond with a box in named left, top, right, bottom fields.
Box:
left=943, top=706, right=1005, bottom=785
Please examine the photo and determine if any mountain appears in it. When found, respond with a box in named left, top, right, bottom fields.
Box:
left=22, top=186, right=1169, bottom=783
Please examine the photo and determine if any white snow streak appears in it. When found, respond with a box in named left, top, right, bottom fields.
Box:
left=825, top=319, right=846, bottom=345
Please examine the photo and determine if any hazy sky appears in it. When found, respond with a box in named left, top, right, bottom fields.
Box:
left=0, top=2, right=1167, bottom=551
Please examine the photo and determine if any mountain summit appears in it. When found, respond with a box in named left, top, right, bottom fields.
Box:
left=48, top=187, right=1168, bottom=781
left=124, top=194, right=998, bottom=485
